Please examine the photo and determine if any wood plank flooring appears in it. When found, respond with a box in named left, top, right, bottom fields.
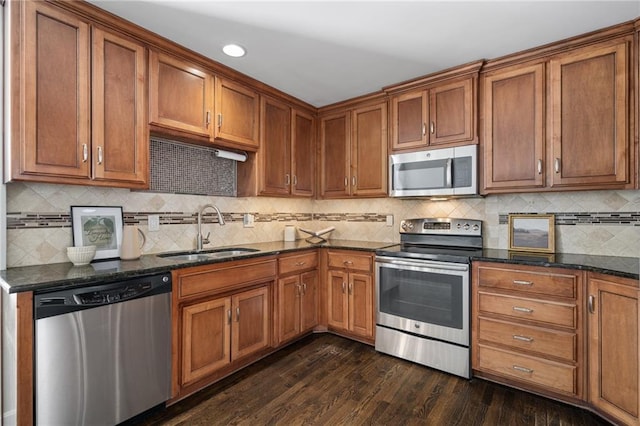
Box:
left=133, top=334, right=609, bottom=425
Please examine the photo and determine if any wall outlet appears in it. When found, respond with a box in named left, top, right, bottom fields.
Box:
left=148, top=214, right=160, bottom=232
left=386, top=214, right=394, bottom=227
left=243, top=213, right=255, bottom=228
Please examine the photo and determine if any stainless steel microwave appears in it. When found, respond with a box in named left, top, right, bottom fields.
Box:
left=389, top=144, right=477, bottom=197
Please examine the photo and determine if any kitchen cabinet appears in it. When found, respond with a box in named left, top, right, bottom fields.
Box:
left=172, top=257, right=276, bottom=399
left=214, top=77, right=260, bottom=149
left=587, top=273, right=639, bottom=425
left=149, top=51, right=213, bottom=138
left=482, top=37, right=633, bottom=193
left=319, top=100, right=388, bottom=198
left=326, top=250, right=375, bottom=342
left=277, top=251, right=319, bottom=344
left=290, top=109, right=316, bottom=197
left=472, top=262, right=584, bottom=403
left=390, top=78, right=474, bottom=152
left=11, top=1, right=148, bottom=188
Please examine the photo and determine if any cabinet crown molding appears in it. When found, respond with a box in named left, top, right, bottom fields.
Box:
left=383, top=60, right=484, bottom=95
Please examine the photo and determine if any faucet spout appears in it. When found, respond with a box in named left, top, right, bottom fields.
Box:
left=196, top=204, right=226, bottom=251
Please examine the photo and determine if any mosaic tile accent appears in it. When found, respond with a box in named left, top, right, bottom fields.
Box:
left=498, top=212, right=640, bottom=225
left=314, top=213, right=388, bottom=222
left=149, top=137, right=236, bottom=196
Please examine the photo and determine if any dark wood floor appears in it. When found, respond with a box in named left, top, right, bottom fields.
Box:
left=134, top=334, right=609, bottom=426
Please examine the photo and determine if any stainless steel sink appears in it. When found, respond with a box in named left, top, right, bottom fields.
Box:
left=158, top=247, right=259, bottom=261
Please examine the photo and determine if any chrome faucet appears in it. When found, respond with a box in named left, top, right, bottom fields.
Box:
left=196, top=204, right=226, bottom=251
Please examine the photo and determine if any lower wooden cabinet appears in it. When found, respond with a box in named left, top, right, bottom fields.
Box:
left=172, top=257, right=276, bottom=399
left=326, top=250, right=374, bottom=342
left=277, top=250, right=319, bottom=344
left=587, top=272, right=640, bottom=425
left=472, top=261, right=584, bottom=402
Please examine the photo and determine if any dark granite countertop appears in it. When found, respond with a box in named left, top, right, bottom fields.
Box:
left=474, top=249, right=639, bottom=281
left=0, top=239, right=395, bottom=294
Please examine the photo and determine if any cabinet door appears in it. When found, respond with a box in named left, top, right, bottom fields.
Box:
left=429, top=78, right=474, bottom=146
left=21, top=1, right=90, bottom=179
left=300, top=270, right=319, bottom=332
left=348, top=273, right=374, bottom=338
left=214, top=77, right=260, bottom=149
left=181, top=297, right=231, bottom=385
left=327, top=270, right=349, bottom=331
left=291, top=109, right=316, bottom=197
left=92, top=27, right=148, bottom=186
left=351, top=102, right=388, bottom=197
left=549, top=41, right=629, bottom=188
left=260, top=96, right=291, bottom=196
left=149, top=51, right=213, bottom=137
left=278, top=275, right=301, bottom=343
left=588, top=276, right=639, bottom=425
left=482, top=63, right=545, bottom=191
left=320, top=112, right=351, bottom=198
left=391, top=89, right=428, bottom=151
left=232, top=287, right=270, bottom=361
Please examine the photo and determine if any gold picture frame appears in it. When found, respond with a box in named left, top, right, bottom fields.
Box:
left=508, top=214, right=555, bottom=253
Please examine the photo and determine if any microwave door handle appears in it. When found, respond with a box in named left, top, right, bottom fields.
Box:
left=445, top=158, right=453, bottom=188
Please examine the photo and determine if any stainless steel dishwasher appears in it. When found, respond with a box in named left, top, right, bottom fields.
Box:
left=34, top=272, right=172, bottom=425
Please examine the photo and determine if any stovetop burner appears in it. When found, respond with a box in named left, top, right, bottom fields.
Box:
left=376, top=217, right=483, bottom=263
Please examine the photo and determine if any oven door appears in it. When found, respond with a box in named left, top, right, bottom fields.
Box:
left=375, top=256, right=469, bottom=346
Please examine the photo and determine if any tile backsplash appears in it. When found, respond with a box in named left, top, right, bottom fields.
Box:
left=6, top=181, right=640, bottom=267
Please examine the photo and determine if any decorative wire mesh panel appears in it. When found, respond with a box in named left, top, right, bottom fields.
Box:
left=149, top=137, right=236, bottom=196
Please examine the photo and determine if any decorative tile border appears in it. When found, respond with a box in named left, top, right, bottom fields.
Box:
left=498, top=212, right=640, bottom=226
left=7, top=211, right=386, bottom=229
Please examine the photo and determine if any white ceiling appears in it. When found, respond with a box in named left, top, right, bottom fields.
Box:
left=88, top=1, right=640, bottom=108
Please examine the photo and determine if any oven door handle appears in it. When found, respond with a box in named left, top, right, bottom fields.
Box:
left=376, top=256, right=469, bottom=272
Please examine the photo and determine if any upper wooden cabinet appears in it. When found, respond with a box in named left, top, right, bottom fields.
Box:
left=391, top=78, right=474, bottom=151
left=482, top=62, right=545, bottom=191
left=548, top=41, right=629, bottom=188
left=214, top=77, right=260, bottom=149
left=482, top=37, right=634, bottom=193
left=11, top=1, right=148, bottom=188
left=319, top=99, right=388, bottom=198
left=149, top=51, right=213, bottom=138
left=257, top=97, right=315, bottom=197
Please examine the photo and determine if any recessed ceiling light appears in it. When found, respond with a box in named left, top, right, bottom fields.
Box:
left=222, top=44, right=246, bottom=58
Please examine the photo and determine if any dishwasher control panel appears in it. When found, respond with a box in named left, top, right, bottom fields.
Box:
left=34, top=272, right=171, bottom=319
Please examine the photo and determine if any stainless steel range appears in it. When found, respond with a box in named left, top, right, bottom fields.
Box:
left=375, top=217, right=482, bottom=378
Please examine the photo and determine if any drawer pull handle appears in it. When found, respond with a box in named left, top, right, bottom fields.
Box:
left=512, top=334, right=534, bottom=343
left=513, top=306, right=533, bottom=314
left=513, top=280, right=533, bottom=286
left=343, top=260, right=353, bottom=265
left=295, top=261, right=306, bottom=266
left=513, top=365, right=533, bottom=374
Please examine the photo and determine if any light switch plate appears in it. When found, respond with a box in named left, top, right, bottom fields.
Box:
left=148, top=215, right=160, bottom=232
left=244, top=213, right=255, bottom=228
left=386, top=214, right=394, bottom=227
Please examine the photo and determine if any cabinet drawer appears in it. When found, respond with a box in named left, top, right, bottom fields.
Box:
left=327, top=251, right=372, bottom=272
left=478, top=345, right=576, bottom=395
left=177, top=259, right=277, bottom=299
left=478, top=292, right=576, bottom=328
left=279, top=251, right=318, bottom=275
left=476, top=265, right=578, bottom=299
left=478, top=317, right=577, bottom=362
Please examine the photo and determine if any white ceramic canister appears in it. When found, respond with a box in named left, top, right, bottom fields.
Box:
left=284, top=225, right=296, bottom=242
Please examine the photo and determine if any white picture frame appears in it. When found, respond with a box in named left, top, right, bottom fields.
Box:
left=71, top=206, right=123, bottom=260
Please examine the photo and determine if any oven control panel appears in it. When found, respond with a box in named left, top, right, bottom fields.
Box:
left=400, top=218, right=482, bottom=236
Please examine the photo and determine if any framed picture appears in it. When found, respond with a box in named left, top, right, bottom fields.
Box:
left=508, top=214, right=555, bottom=253
left=71, top=206, right=123, bottom=260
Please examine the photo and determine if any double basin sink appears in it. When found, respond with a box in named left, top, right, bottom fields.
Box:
left=157, top=247, right=259, bottom=262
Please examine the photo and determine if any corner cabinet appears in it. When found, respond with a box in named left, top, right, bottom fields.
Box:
left=276, top=250, right=319, bottom=344
left=482, top=36, right=634, bottom=193
left=172, top=257, right=276, bottom=400
left=11, top=1, right=148, bottom=188
left=319, top=100, right=388, bottom=198
left=326, top=250, right=375, bottom=343
left=587, top=273, right=640, bottom=425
